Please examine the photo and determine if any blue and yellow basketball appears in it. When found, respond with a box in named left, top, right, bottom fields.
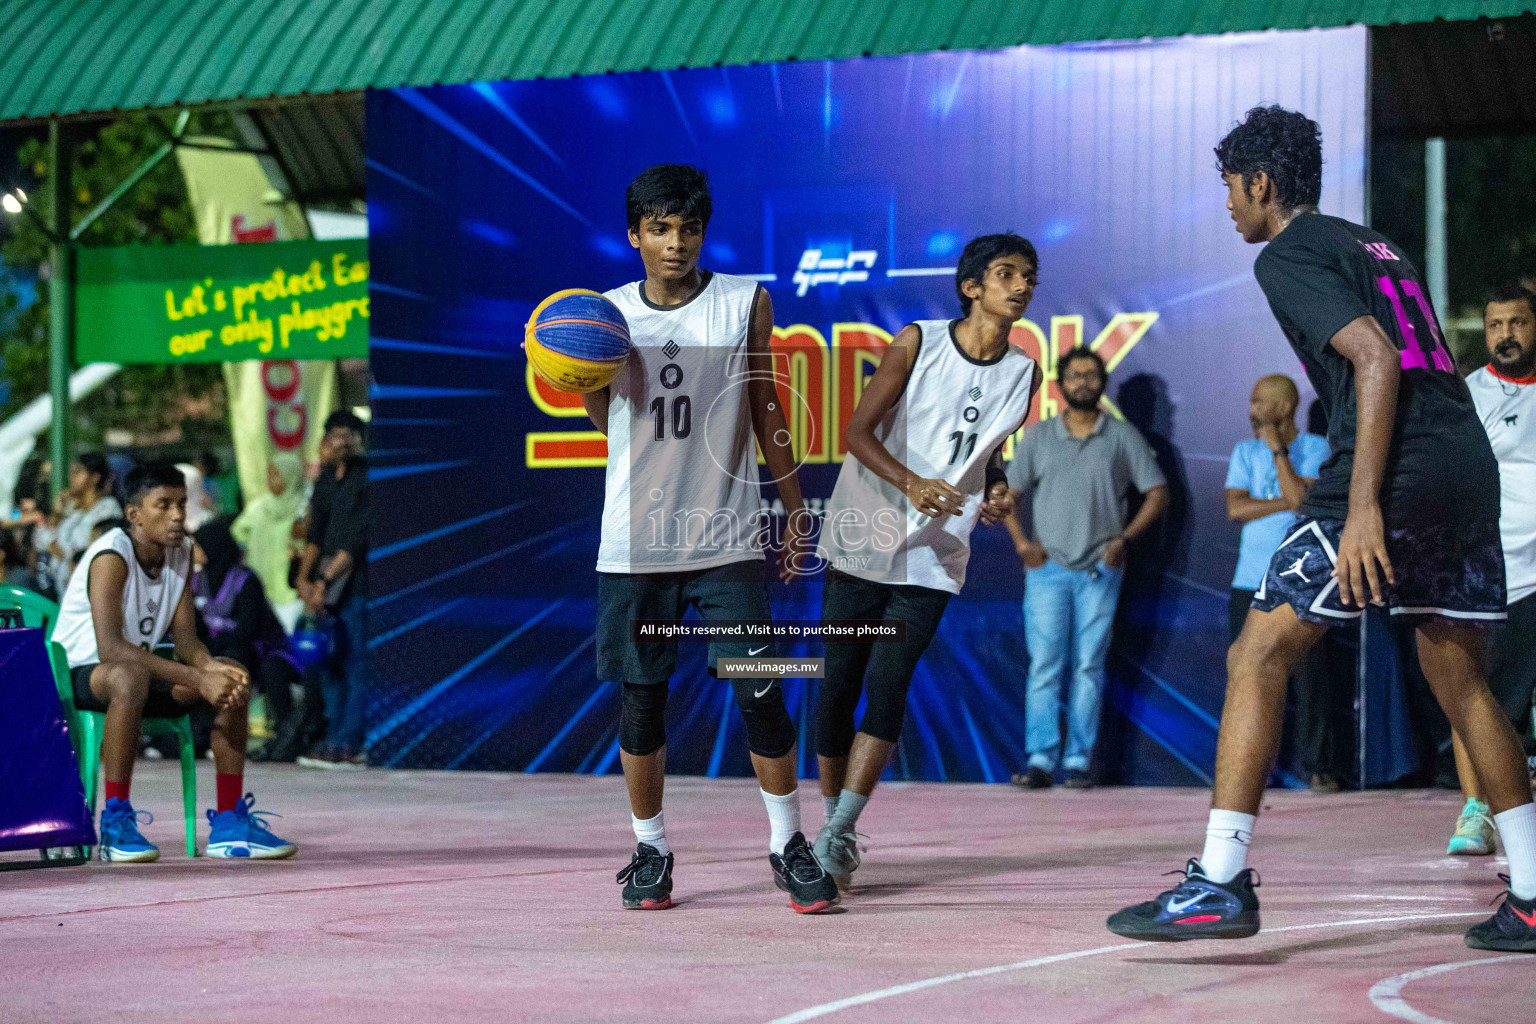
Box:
left=524, top=289, right=631, bottom=393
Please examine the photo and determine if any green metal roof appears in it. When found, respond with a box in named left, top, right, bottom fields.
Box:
left=6, top=1, right=1534, bottom=124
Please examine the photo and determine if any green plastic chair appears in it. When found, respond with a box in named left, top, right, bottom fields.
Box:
left=0, top=586, right=199, bottom=857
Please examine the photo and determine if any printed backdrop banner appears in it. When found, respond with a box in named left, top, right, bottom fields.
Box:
left=365, top=28, right=1369, bottom=781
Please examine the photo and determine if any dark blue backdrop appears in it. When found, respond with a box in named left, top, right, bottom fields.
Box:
left=363, top=27, right=1368, bottom=782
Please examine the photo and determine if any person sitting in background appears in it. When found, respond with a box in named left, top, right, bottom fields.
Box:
left=192, top=518, right=311, bottom=763
left=295, top=411, right=370, bottom=770
left=231, top=453, right=305, bottom=628
left=51, top=452, right=122, bottom=593
left=50, top=464, right=295, bottom=862
left=1223, top=375, right=1339, bottom=792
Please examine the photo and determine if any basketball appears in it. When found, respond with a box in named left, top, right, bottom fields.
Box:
left=524, top=288, right=631, bottom=393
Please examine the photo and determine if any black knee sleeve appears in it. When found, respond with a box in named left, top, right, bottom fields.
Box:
left=730, top=679, right=797, bottom=758
left=619, top=680, right=668, bottom=756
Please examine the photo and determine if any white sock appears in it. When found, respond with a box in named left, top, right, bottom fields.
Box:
left=762, top=789, right=800, bottom=855
left=823, top=794, right=840, bottom=821
left=1494, top=803, right=1536, bottom=900
left=828, top=789, right=868, bottom=835
left=632, top=811, right=668, bottom=857
left=1200, top=809, right=1256, bottom=884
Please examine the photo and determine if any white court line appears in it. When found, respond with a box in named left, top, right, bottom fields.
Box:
left=765, top=913, right=1482, bottom=1023
left=1368, top=954, right=1529, bottom=1024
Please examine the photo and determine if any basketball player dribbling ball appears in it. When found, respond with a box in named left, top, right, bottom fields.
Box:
left=583, top=164, right=838, bottom=913
left=1107, top=106, right=1536, bottom=952
left=813, top=233, right=1040, bottom=889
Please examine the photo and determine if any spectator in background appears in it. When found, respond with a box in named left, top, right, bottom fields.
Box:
left=51, top=452, right=122, bottom=593
left=0, top=529, right=27, bottom=587
left=1449, top=283, right=1536, bottom=855
left=231, top=453, right=305, bottom=629
left=295, top=410, right=370, bottom=770
left=193, top=518, right=310, bottom=761
left=1224, top=375, right=1341, bottom=792
left=1005, top=348, right=1169, bottom=789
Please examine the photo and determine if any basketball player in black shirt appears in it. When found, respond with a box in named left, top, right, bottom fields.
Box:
left=1108, top=106, right=1536, bottom=952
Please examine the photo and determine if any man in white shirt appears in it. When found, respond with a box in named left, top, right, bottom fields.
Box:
left=1450, top=283, right=1536, bottom=854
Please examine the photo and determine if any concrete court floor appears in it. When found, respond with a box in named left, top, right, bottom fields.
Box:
left=2, top=764, right=1532, bottom=1023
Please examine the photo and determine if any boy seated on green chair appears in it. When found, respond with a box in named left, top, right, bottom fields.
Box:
left=50, top=464, right=296, bottom=862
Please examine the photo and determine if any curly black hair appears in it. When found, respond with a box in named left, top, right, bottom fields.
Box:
left=1214, top=105, right=1322, bottom=212
left=955, top=233, right=1037, bottom=316
left=626, top=164, right=712, bottom=232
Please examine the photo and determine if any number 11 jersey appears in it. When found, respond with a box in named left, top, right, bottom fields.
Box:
left=598, top=271, right=767, bottom=573
left=1253, top=213, right=1498, bottom=525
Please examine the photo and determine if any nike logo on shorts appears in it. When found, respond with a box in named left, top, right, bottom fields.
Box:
left=748, top=645, right=769, bottom=656
left=754, top=682, right=774, bottom=698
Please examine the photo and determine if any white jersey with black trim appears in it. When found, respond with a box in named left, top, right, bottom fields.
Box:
left=53, top=527, right=193, bottom=668
left=817, top=319, right=1038, bottom=594
left=597, top=271, right=768, bottom=573
left=1468, top=366, right=1536, bottom=603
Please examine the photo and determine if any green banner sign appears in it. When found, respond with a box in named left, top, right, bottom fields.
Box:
left=76, top=238, right=370, bottom=364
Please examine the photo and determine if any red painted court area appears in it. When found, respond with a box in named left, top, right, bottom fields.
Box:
left=3, top=765, right=1531, bottom=1023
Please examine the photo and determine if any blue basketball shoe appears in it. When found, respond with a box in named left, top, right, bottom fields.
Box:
left=99, top=797, right=159, bottom=863
left=206, top=793, right=297, bottom=860
left=1107, top=858, right=1261, bottom=941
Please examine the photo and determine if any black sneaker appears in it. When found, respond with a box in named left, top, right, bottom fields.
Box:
left=1012, top=766, right=1052, bottom=789
left=770, top=832, right=839, bottom=914
left=616, top=843, right=674, bottom=910
left=1465, top=876, right=1536, bottom=952
left=1062, top=769, right=1093, bottom=790
left=1107, top=858, right=1261, bottom=941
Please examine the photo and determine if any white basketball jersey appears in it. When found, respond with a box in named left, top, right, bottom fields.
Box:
left=597, top=272, right=768, bottom=573
left=54, top=528, right=193, bottom=668
left=817, top=319, right=1038, bottom=594
left=1468, top=366, right=1536, bottom=603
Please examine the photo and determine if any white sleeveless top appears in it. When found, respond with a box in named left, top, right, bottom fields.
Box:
left=54, top=528, right=193, bottom=668
left=817, top=319, right=1037, bottom=594
left=597, top=272, right=768, bottom=573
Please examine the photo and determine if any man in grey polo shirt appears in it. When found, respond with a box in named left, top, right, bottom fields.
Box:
left=1004, top=348, right=1169, bottom=789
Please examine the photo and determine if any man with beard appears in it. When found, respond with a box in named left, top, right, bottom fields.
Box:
left=1447, top=283, right=1536, bottom=855
left=1004, top=347, right=1169, bottom=789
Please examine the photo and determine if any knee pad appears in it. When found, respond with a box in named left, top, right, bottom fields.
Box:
left=731, top=679, right=797, bottom=758
left=619, top=680, right=668, bottom=756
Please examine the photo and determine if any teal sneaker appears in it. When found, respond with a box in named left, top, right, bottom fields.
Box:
left=1447, top=798, right=1497, bottom=856
left=206, top=793, right=297, bottom=860
left=99, top=797, right=159, bottom=863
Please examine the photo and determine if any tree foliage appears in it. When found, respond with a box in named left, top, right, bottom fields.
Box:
left=0, top=111, right=239, bottom=444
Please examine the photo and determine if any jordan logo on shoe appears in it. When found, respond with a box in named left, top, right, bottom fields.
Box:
left=1280, top=554, right=1311, bottom=583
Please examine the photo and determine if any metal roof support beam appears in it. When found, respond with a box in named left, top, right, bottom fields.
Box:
left=70, top=110, right=189, bottom=241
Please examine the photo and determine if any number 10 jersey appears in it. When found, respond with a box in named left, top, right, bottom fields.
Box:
left=597, top=272, right=768, bottom=574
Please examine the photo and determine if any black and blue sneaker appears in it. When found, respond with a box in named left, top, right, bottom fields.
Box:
left=1107, top=858, right=1260, bottom=941
left=1465, top=875, right=1536, bottom=952
left=770, top=832, right=839, bottom=914
left=616, top=843, right=674, bottom=910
